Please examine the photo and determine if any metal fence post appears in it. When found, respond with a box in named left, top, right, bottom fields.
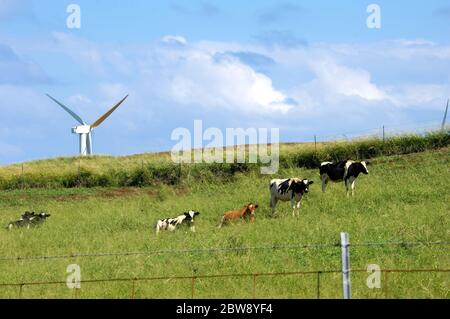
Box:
left=340, top=232, right=351, bottom=299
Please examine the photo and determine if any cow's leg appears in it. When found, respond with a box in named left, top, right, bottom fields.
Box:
left=321, top=174, right=328, bottom=193
left=190, top=225, right=196, bottom=232
left=218, top=216, right=225, bottom=228
left=270, top=196, right=278, bottom=215
left=296, top=201, right=302, bottom=217
left=345, top=179, right=350, bottom=197
left=349, top=177, right=356, bottom=196
left=291, top=198, right=297, bottom=217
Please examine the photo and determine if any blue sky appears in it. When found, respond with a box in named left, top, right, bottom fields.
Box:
left=1, top=0, right=449, bottom=164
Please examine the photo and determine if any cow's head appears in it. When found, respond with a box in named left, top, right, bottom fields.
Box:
left=246, top=203, right=259, bottom=215
left=291, top=179, right=314, bottom=194
left=39, top=213, right=51, bottom=219
left=360, top=161, right=369, bottom=174
left=184, top=210, right=200, bottom=222
left=245, top=203, right=258, bottom=223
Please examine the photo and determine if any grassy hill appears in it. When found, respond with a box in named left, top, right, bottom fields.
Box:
left=0, top=131, right=449, bottom=190
left=0, top=138, right=449, bottom=298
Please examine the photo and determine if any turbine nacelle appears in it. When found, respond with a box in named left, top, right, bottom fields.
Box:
left=72, top=125, right=91, bottom=134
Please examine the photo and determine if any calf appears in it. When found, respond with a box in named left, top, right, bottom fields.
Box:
left=269, top=178, right=314, bottom=216
left=6, top=211, right=51, bottom=230
left=218, top=203, right=258, bottom=228
left=319, top=160, right=369, bottom=196
left=155, top=210, right=200, bottom=234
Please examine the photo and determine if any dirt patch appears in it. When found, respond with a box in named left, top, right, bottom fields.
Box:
left=50, top=186, right=189, bottom=202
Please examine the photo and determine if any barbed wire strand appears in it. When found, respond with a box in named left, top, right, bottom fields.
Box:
left=0, top=241, right=448, bottom=262
left=0, top=268, right=448, bottom=288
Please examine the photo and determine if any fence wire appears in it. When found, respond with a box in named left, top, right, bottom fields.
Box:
left=0, top=241, right=448, bottom=262
left=1, top=268, right=448, bottom=299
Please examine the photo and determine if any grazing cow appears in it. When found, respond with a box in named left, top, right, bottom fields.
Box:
left=319, top=160, right=369, bottom=196
left=6, top=211, right=51, bottom=230
left=155, top=210, right=200, bottom=234
left=269, top=178, right=314, bottom=216
left=218, top=203, right=258, bottom=228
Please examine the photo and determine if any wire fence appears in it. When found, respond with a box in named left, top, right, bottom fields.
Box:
left=1, top=268, right=449, bottom=299
left=306, top=119, right=449, bottom=144
left=0, top=240, right=449, bottom=298
left=0, top=240, right=448, bottom=262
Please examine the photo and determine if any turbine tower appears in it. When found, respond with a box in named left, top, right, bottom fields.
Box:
left=46, top=94, right=128, bottom=156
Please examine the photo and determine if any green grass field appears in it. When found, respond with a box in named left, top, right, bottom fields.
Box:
left=0, top=146, right=449, bottom=299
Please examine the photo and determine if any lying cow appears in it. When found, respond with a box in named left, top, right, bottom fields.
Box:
left=269, top=178, right=314, bottom=216
left=218, top=203, right=258, bottom=228
left=6, top=211, right=51, bottom=230
left=319, top=160, right=369, bottom=196
left=155, top=210, right=200, bottom=234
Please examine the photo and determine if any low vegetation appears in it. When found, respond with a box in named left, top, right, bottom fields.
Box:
left=0, top=141, right=448, bottom=298
left=0, top=131, right=448, bottom=190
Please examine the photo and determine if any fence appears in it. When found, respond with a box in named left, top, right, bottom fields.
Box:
left=307, top=119, right=449, bottom=144
left=1, top=236, right=449, bottom=299
left=2, top=268, right=449, bottom=299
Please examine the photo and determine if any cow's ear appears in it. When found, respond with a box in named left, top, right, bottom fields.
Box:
left=309, top=181, right=314, bottom=185
left=194, top=212, right=200, bottom=216
left=365, top=161, right=370, bottom=165
left=184, top=212, right=189, bottom=216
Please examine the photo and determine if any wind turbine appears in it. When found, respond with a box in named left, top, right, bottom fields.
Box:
left=46, top=94, right=129, bottom=156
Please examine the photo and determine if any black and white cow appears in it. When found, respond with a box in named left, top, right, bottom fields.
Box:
left=269, top=178, right=314, bottom=216
left=155, top=210, right=200, bottom=234
left=6, top=211, right=51, bottom=230
left=319, top=160, right=369, bottom=196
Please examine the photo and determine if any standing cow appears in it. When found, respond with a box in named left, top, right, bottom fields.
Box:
left=269, top=178, right=314, bottom=216
left=319, top=160, right=369, bottom=196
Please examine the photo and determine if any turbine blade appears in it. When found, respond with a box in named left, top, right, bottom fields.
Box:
left=90, top=95, right=128, bottom=129
left=46, top=94, right=85, bottom=125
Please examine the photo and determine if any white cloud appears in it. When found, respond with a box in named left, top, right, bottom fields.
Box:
left=161, top=35, right=187, bottom=46
left=68, top=94, right=92, bottom=105
left=308, top=58, right=387, bottom=101
left=385, top=83, right=450, bottom=108
left=168, top=52, right=292, bottom=114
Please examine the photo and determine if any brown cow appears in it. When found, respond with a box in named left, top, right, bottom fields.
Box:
left=218, top=203, right=259, bottom=228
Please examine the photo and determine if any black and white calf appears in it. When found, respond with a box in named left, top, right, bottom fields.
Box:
left=269, top=178, right=314, bottom=216
left=155, top=210, right=200, bottom=234
left=6, top=211, right=51, bottom=230
left=319, top=160, right=369, bottom=196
